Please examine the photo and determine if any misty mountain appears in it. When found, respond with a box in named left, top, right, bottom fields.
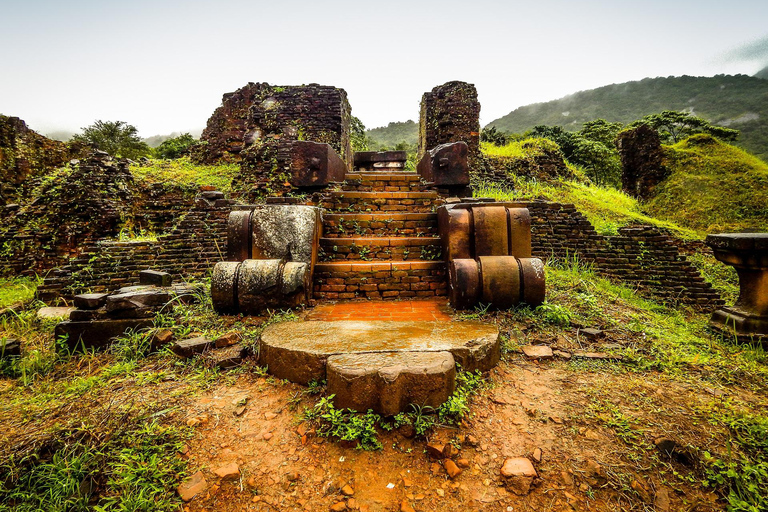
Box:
left=487, top=74, right=768, bottom=160
left=756, top=66, right=768, bottom=80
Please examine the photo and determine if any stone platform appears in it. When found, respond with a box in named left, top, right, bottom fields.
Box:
left=259, top=316, right=499, bottom=414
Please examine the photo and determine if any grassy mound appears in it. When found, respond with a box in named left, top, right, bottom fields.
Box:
left=130, top=157, right=240, bottom=194
left=647, top=135, right=768, bottom=233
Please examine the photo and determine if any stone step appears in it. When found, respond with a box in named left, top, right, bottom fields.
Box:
left=327, top=351, right=456, bottom=416
left=258, top=319, right=500, bottom=386
left=322, top=213, right=438, bottom=238
left=342, top=173, right=424, bottom=192
left=354, top=162, right=407, bottom=173
left=319, top=237, right=442, bottom=262
left=313, top=260, right=447, bottom=300
left=320, top=191, right=442, bottom=213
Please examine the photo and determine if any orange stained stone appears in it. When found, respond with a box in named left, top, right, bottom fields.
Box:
left=306, top=299, right=452, bottom=322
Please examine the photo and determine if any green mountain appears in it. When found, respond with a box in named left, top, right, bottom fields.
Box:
left=487, top=74, right=768, bottom=161
left=366, top=120, right=418, bottom=149
left=756, top=66, right=768, bottom=80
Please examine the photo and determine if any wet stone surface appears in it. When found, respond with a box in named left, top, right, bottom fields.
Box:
left=259, top=320, right=500, bottom=387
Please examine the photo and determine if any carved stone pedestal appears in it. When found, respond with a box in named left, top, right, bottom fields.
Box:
left=706, top=233, right=768, bottom=339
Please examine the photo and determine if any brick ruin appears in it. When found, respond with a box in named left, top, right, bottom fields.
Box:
left=191, top=82, right=352, bottom=199
left=616, top=124, right=669, bottom=200
left=0, top=81, right=724, bottom=313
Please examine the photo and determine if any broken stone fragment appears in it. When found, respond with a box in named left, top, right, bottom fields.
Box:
left=444, top=459, right=462, bottom=479
left=213, top=462, right=240, bottom=481
left=500, top=457, right=537, bottom=496
left=0, top=338, right=21, bottom=357
left=105, top=289, right=172, bottom=312
left=139, top=269, right=173, bottom=287
left=177, top=470, right=207, bottom=502
left=209, top=344, right=247, bottom=369
left=150, top=329, right=174, bottom=350
left=580, top=328, right=604, bottom=339
left=521, top=345, right=554, bottom=359
left=172, top=337, right=214, bottom=358
left=583, top=459, right=608, bottom=487
left=73, top=293, right=109, bottom=310
left=214, top=331, right=242, bottom=348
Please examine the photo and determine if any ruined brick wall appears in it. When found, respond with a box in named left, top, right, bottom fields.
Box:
left=472, top=143, right=576, bottom=189
left=0, top=152, right=201, bottom=278
left=0, top=115, right=86, bottom=206
left=616, top=125, right=668, bottom=200
left=36, top=198, right=232, bottom=301
left=419, top=82, right=481, bottom=167
left=521, top=201, right=723, bottom=307
left=192, top=83, right=352, bottom=198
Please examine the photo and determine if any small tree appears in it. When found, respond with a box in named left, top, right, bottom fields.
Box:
left=630, top=110, right=739, bottom=143
left=154, top=133, right=196, bottom=159
left=579, top=119, right=624, bottom=148
left=71, top=120, right=151, bottom=159
left=480, top=126, right=508, bottom=146
left=350, top=116, right=372, bottom=152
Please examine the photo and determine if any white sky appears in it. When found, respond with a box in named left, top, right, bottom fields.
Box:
left=1, top=0, right=766, bottom=137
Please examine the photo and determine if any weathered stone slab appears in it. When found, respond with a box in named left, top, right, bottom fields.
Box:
left=105, top=289, right=172, bottom=312
left=172, top=337, right=214, bottom=358
left=354, top=151, right=407, bottom=165
left=73, top=293, right=109, bottom=310
left=521, top=345, right=553, bottom=359
left=327, top=351, right=456, bottom=416
left=55, top=319, right=154, bottom=350
left=37, top=307, right=75, bottom=320
left=139, top=270, right=172, bottom=287
left=259, top=320, right=499, bottom=385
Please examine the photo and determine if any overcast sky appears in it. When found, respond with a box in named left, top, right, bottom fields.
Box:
left=1, top=0, right=767, bottom=138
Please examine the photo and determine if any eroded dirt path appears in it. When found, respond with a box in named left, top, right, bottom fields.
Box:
left=181, top=355, right=725, bottom=512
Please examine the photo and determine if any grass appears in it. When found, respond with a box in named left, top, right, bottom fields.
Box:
left=474, top=180, right=700, bottom=238
left=649, top=135, right=768, bottom=233
left=0, top=276, right=41, bottom=309
left=130, top=157, right=240, bottom=194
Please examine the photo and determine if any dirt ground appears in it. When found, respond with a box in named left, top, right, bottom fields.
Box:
left=178, top=352, right=726, bottom=512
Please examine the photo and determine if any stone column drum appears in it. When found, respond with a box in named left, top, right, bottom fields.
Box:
left=706, top=233, right=768, bottom=339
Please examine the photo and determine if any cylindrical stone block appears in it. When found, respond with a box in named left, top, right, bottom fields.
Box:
left=479, top=256, right=521, bottom=309
left=449, top=259, right=481, bottom=310
left=507, top=208, right=532, bottom=258
left=227, top=210, right=253, bottom=261
left=237, top=259, right=282, bottom=314
left=519, top=258, right=546, bottom=306
left=281, top=261, right=310, bottom=308
left=211, top=262, right=241, bottom=314
left=438, top=207, right=472, bottom=261
left=473, top=206, right=509, bottom=257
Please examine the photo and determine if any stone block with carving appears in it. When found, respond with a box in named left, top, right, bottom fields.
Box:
left=290, top=141, right=346, bottom=188
left=417, top=142, right=469, bottom=187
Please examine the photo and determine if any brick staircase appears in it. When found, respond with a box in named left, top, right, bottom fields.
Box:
left=313, top=153, right=447, bottom=300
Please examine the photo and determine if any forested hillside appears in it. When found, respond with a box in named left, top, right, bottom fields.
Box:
left=487, top=74, right=768, bottom=160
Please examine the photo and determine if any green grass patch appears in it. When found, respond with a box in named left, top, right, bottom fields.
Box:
left=0, top=277, right=41, bottom=309
left=474, top=180, right=699, bottom=238
left=649, top=135, right=768, bottom=233
left=130, top=157, right=240, bottom=194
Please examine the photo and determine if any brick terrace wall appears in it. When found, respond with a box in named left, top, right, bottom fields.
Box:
left=419, top=82, right=481, bottom=167
left=521, top=201, right=723, bottom=307
left=37, top=200, right=231, bottom=301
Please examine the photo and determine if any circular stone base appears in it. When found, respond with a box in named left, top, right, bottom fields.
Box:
left=259, top=320, right=500, bottom=386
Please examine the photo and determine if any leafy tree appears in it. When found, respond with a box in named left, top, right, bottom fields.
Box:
left=71, top=120, right=151, bottom=159
left=630, top=110, right=739, bottom=143
left=480, top=126, right=508, bottom=146
left=350, top=116, right=372, bottom=152
left=579, top=119, right=624, bottom=148
left=154, top=133, right=196, bottom=159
